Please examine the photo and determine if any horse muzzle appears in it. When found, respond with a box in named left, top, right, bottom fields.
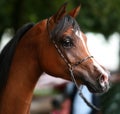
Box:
left=84, top=73, right=110, bottom=93
left=86, top=81, right=109, bottom=93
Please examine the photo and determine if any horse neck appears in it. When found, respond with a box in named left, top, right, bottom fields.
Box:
left=0, top=20, right=47, bottom=114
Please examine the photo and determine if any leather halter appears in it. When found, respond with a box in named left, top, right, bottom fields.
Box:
left=52, top=39, right=94, bottom=76
left=47, top=18, right=100, bottom=111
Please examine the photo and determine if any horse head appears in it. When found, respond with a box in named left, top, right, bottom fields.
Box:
left=39, top=3, right=110, bottom=93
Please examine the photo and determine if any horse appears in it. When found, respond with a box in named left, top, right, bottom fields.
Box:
left=0, top=3, right=109, bottom=114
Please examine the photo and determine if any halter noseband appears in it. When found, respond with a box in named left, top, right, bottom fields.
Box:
left=47, top=18, right=100, bottom=111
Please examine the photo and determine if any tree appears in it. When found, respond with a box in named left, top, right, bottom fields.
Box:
left=73, top=0, right=120, bottom=37
left=0, top=0, right=119, bottom=39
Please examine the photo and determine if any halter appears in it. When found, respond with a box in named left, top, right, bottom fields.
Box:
left=47, top=18, right=100, bottom=111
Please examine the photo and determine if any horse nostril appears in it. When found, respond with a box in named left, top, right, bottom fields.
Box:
left=98, top=74, right=108, bottom=87
left=100, top=74, right=105, bottom=82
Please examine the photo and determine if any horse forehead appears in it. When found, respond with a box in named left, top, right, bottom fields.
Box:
left=75, top=30, right=85, bottom=42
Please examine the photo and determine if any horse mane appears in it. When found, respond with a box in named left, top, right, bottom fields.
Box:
left=0, top=23, right=34, bottom=93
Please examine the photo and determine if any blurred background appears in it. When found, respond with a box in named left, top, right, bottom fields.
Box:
left=0, top=0, right=120, bottom=114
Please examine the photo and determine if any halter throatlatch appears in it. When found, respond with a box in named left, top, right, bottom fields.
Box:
left=47, top=18, right=100, bottom=111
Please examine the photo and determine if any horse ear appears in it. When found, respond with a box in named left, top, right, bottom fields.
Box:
left=53, top=3, right=67, bottom=23
left=47, top=3, right=67, bottom=37
left=69, top=5, right=81, bottom=18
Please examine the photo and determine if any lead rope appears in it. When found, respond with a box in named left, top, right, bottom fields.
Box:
left=47, top=18, right=100, bottom=111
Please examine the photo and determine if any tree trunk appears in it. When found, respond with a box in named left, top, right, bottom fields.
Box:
left=12, top=0, right=25, bottom=32
left=118, top=33, right=120, bottom=71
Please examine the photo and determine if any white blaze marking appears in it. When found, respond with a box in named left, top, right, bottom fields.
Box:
left=93, top=61, right=109, bottom=79
left=75, top=30, right=109, bottom=79
left=75, top=30, right=90, bottom=55
left=75, top=30, right=85, bottom=46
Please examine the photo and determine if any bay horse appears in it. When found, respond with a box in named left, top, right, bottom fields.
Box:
left=0, top=3, right=109, bottom=114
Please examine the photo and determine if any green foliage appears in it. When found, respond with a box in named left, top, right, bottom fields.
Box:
left=102, top=83, right=120, bottom=114
left=74, top=0, right=120, bottom=37
left=0, top=0, right=119, bottom=39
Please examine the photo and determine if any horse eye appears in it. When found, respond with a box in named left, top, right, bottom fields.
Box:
left=62, top=37, right=73, bottom=48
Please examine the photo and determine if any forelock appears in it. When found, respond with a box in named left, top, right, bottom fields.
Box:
left=51, top=15, right=80, bottom=39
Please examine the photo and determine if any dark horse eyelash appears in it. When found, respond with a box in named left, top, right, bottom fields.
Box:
left=58, top=35, right=73, bottom=44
